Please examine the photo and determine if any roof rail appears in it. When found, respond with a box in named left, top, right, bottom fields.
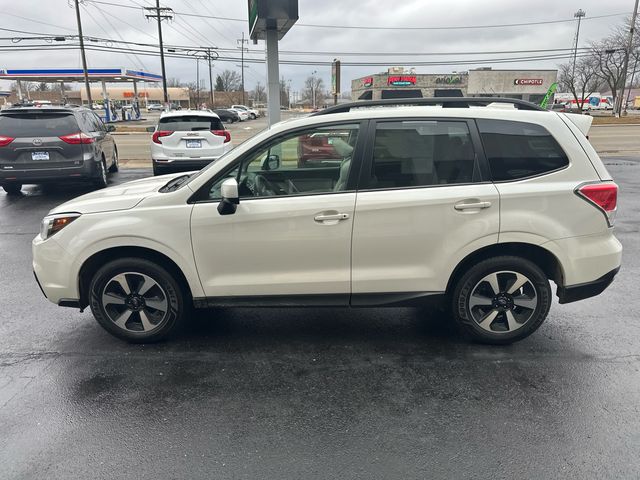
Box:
left=310, top=97, right=546, bottom=116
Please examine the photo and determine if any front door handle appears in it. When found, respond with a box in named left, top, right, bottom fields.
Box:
left=314, top=212, right=350, bottom=222
left=454, top=201, right=492, bottom=211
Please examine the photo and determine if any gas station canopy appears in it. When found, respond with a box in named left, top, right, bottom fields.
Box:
left=0, top=68, right=162, bottom=83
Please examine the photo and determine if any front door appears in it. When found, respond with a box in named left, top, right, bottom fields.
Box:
left=190, top=122, right=364, bottom=304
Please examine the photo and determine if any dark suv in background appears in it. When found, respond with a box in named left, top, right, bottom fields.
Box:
left=0, top=106, right=118, bottom=195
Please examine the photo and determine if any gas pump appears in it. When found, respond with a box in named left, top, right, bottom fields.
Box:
left=101, top=80, right=112, bottom=123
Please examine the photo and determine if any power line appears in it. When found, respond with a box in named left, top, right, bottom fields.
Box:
left=84, top=1, right=628, bottom=30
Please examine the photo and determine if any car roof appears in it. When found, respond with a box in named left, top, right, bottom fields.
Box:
left=159, top=109, right=220, bottom=119
left=0, top=105, right=88, bottom=115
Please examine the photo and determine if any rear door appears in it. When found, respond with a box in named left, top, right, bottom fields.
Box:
left=350, top=118, right=500, bottom=300
left=158, top=115, right=230, bottom=159
left=0, top=111, right=84, bottom=172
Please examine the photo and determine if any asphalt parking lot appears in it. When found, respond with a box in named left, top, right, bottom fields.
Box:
left=1, top=156, right=639, bottom=478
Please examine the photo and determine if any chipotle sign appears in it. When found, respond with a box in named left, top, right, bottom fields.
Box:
left=514, top=78, right=544, bottom=86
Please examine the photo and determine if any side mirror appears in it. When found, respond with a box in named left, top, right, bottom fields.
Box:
left=261, top=154, right=280, bottom=171
left=146, top=126, right=156, bottom=133
left=106, top=124, right=116, bottom=132
left=217, top=178, right=239, bottom=215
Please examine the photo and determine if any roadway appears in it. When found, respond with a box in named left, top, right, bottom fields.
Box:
left=1, top=155, right=640, bottom=477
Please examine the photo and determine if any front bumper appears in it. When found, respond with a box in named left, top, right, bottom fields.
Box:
left=32, top=234, right=79, bottom=305
left=557, top=267, right=620, bottom=304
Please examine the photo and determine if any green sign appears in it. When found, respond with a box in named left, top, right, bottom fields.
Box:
left=540, top=82, right=558, bottom=109
left=248, top=0, right=258, bottom=36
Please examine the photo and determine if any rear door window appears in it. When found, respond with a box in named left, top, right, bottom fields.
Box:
left=477, top=119, right=569, bottom=181
left=159, top=115, right=224, bottom=132
left=364, top=120, right=478, bottom=189
left=0, top=113, right=79, bottom=137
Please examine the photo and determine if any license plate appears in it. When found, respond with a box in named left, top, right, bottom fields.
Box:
left=31, top=151, right=50, bottom=161
left=186, top=140, right=201, bottom=148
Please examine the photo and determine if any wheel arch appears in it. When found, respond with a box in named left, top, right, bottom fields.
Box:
left=446, top=242, right=565, bottom=295
left=78, top=246, right=193, bottom=309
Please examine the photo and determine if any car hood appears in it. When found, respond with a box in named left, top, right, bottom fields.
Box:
left=48, top=172, right=188, bottom=215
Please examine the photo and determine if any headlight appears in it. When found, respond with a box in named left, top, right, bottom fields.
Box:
left=40, top=213, right=81, bottom=240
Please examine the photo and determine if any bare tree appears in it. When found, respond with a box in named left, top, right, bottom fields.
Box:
left=301, top=76, right=325, bottom=107
left=251, top=82, right=266, bottom=103
left=215, top=70, right=241, bottom=91
left=166, top=77, right=184, bottom=88
left=35, top=82, right=50, bottom=92
left=558, top=57, right=603, bottom=111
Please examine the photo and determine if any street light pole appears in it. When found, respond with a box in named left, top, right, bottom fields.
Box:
left=572, top=9, right=586, bottom=80
left=237, top=33, right=248, bottom=105
left=196, top=56, right=200, bottom=108
left=618, top=0, right=640, bottom=117
left=73, top=0, right=93, bottom=108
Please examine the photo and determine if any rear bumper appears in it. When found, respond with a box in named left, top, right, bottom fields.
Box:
left=153, top=158, right=219, bottom=171
left=0, top=161, right=97, bottom=184
left=557, top=267, right=620, bottom=304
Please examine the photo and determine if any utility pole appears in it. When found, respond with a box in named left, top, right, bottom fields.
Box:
left=571, top=10, right=586, bottom=80
left=237, top=32, right=248, bottom=104
left=618, top=0, right=640, bottom=117
left=206, top=47, right=214, bottom=106
left=145, top=1, right=173, bottom=107
left=311, top=70, right=317, bottom=109
left=73, top=0, right=92, bottom=108
left=196, top=56, right=200, bottom=108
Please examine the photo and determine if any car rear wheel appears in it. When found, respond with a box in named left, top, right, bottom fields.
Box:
left=93, top=158, right=108, bottom=188
left=451, top=256, right=551, bottom=345
left=108, top=148, right=119, bottom=173
left=2, top=183, right=22, bottom=195
left=89, top=258, right=186, bottom=343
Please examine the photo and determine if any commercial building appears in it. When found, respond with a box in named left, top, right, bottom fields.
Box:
left=352, top=67, right=557, bottom=104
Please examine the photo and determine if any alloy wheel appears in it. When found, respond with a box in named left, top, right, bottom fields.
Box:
left=468, top=270, right=538, bottom=333
left=101, top=272, right=169, bottom=333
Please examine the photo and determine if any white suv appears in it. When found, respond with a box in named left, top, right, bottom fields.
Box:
left=33, top=98, right=621, bottom=344
left=149, top=110, right=232, bottom=175
left=231, top=104, right=259, bottom=119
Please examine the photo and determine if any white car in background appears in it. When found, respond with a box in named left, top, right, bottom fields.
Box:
left=228, top=107, right=249, bottom=121
left=231, top=104, right=259, bottom=119
left=148, top=110, right=232, bottom=175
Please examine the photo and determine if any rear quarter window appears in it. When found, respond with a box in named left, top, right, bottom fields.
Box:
left=159, top=115, right=224, bottom=132
left=477, top=119, right=569, bottom=181
left=0, top=113, right=79, bottom=137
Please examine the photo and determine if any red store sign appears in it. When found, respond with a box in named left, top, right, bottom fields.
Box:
left=388, top=75, right=417, bottom=86
left=362, top=77, right=373, bottom=87
left=514, top=78, right=544, bottom=86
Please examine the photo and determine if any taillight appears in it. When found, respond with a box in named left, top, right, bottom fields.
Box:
left=576, top=182, right=618, bottom=226
left=59, top=132, right=95, bottom=144
left=152, top=130, right=173, bottom=144
left=0, top=135, right=14, bottom=147
left=212, top=130, right=231, bottom=143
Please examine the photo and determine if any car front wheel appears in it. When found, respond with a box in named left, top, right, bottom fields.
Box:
left=89, top=258, right=186, bottom=343
left=451, top=256, right=551, bottom=344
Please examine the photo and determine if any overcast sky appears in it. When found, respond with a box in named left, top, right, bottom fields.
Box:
left=0, top=0, right=636, bottom=94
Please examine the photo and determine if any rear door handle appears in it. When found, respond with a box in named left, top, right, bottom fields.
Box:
left=454, top=201, right=492, bottom=211
left=314, top=213, right=350, bottom=222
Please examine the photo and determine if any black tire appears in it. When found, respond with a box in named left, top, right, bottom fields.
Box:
left=108, top=148, right=119, bottom=173
left=93, top=158, right=108, bottom=188
left=451, top=256, right=551, bottom=345
left=250, top=113, right=256, bottom=120
left=152, top=164, right=167, bottom=176
left=2, top=183, right=22, bottom=195
left=89, top=257, right=187, bottom=343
